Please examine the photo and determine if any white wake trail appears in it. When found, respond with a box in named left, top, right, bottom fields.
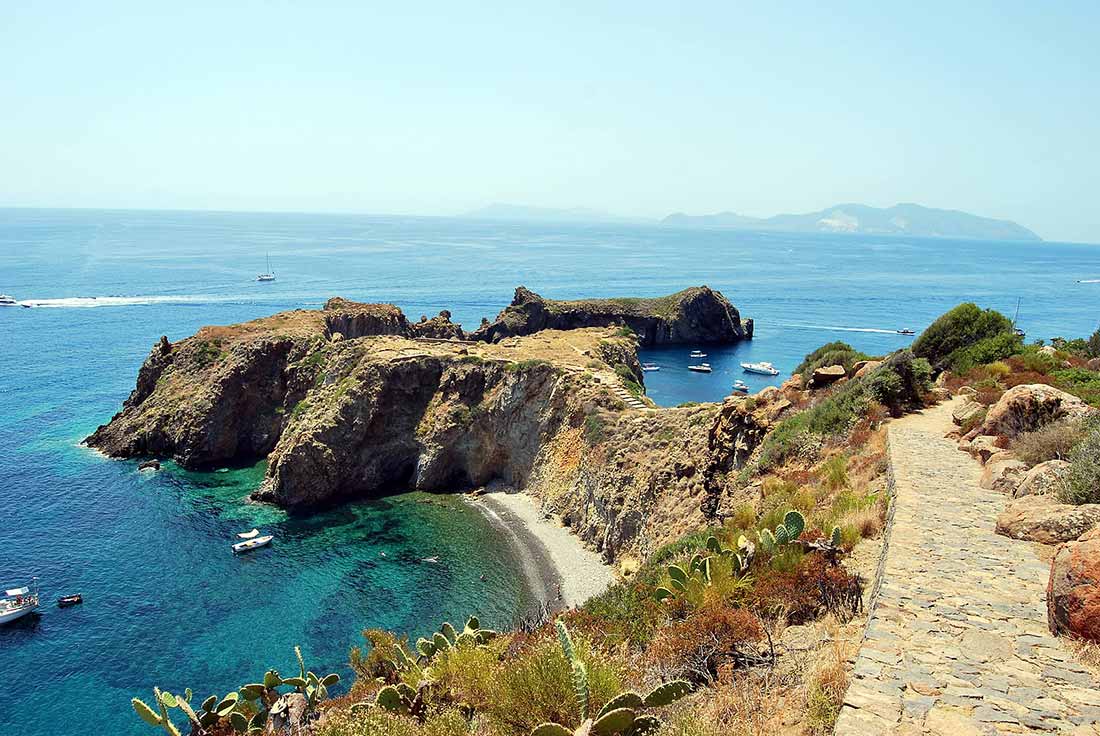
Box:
left=775, top=322, right=908, bottom=335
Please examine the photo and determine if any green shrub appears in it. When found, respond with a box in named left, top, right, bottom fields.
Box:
left=583, top=414, right=606, bottom=445
left=1090, top=327, right=1100, bottom=359
left=943, top=332, right=1023, bottom=374
left=819, top=455, right=849, bottom=491
left=1052, top=368, right=1100, bottom=407
left=578, top=582, right=663, bottom=647
left=614, top=363, right=643, bottom=397
left=1063, top=428, right=1100, bottom=505
left=1015, top=346, right=1060, bottom=374
left=912, top=303, right=1014, bottom=369
left=795, top=341, right=870, bottom=381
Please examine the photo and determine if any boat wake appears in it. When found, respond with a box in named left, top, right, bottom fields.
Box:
left=775, top=322, right=905, bottom=335
left=1078, top=279, right=1100, bottom=284
left=18, top=295, right=246, bottom=309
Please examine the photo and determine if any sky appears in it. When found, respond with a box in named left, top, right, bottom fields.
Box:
left=2, top=1, right=1098, bottom=242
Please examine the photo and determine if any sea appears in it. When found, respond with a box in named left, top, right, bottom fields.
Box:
left=1, top=207, right=1098, bottom=736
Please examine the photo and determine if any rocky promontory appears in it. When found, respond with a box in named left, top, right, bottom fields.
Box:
left=470, top=286, right=753, bottom=346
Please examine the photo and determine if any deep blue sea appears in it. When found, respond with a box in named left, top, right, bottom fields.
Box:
left=2, top=208, right=1099, bottom=736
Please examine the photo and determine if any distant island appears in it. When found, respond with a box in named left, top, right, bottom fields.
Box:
left=662, top=202, right=1041, bottom=241
left=464, top=203, right=635, bottom=223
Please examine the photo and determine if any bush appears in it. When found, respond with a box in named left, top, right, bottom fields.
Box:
left=644, top=604, right=762, bottom=683
left=576, top=582, right=663, bottom=648
left=1011, top=419, right=1088, bottom=466
left=1063, top=428, right=1100, bottom=505
left=943, top=332, right=1023, bottom=374
left=795, top=341, right=871, bottom=381
left=583, top=413, right=606, bottom=445
left=912, top=303, right=1014, bottom=370
left=1052, top=368, right=1100, bottom=407
left=1091, top=328, right=1100, bottom=359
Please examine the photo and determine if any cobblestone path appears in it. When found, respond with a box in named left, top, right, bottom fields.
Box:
left=835, top=399, right=1100, bottom=735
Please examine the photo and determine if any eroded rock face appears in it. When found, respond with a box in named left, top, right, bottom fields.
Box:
left=1014, top=460, right=1071, bottom=499
left=996, top=494, right=1100, bottom=544
left=470, top=286, right=752, bottom=346
left=977, top=384, right=1094, bottom=439
left=1048, top=528, right=1100, bottom=641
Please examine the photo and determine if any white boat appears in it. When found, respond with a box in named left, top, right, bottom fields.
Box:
left=232, top=534, right=273, bottom=553
left=896, top=328, right=915, bottom=336
left=0, top=294, right=17, bottom=306
left=641, top=363, right=660, bottom=372
left=256, top=254, right=276, bottom=282
left=741, top=361, right=779, bottom=376
left=688, top=363, right=712, bottom=373
left=0, top=579, right=39, bottom=625
left=689, top=350, right=707, bottom=358
left=733, top=380, right=750, bottom=393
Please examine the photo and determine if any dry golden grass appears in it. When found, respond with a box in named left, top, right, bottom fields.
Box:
left=1067, top=637, right=1100, bottom=677
left=837, top=504, right=885, bottom=541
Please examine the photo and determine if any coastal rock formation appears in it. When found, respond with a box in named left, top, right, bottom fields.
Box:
left=1048, top=527, right=1100, bottom=641
left=995, top=494, right=1100, bottom=544
left=1013, top=460, right=1071, bottom=499
left=470, top=286, right=753, bottom=346
left=976, top=384, right=1094, bottom=439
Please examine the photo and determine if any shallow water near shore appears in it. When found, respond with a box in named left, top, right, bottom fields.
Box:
left=2, top=208, right=1099, bottom=736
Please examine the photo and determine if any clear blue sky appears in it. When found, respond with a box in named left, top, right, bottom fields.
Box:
left=2, top=1, right=1098, bottom=241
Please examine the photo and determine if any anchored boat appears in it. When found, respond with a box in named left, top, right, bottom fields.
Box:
left=232, top=528, right=273, bottom=554
left=689, top=350, right=707, bottom=359
left=741, top=361, right=779, bottom=376
left=256, top=254, right=276, bottom=282
left=688, top=363, right=712, bottom=373
left=732, top=380, right=750, bottom=393
left=641, top=362, right=660, bottom=372
left=0, top=579, right=39, bottom=625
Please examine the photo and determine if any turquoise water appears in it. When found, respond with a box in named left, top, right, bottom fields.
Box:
left=2, top=208, right=1099, bottom=736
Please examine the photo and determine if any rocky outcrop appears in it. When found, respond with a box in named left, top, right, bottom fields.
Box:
left=1048, top=527, right=1100, bottom=640
left=995, top=494, right=1100, bottom=544
left=1013, top=460, right=1071, bottom=499
left=809, top=365, right=846, bottom=388
left=470, top=286, right=752, bottom=346
left=976, top=384, right=1094, bottom=439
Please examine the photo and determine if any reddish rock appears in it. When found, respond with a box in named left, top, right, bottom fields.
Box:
left=997, top=495, right=1100, bottom=544
left=976, top=384, right=1094, bottom=439
left=1048, top=528, right=1100, bottom=640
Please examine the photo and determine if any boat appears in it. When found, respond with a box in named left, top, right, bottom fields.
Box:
left=732, top=380, right=750, bottom=393
left=688, top=363, right=712, bottom=373
left=256, top=254, right=276, bottom=282
left=641, top=363, right=660, bottom=372
left=689, top=350, right=707, bottom=358
left=741, top=361, right=779, bottom=376
left=896, top=328, right=915, bottom=335
left=0, top=579, right=39, bottom=625
left=232, top=531, right=273, bottom=554
left=57, top=594, right=83, bottom=608
left=0, top=294, right=17, bottom=306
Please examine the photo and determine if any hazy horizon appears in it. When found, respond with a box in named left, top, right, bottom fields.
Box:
left=3, top=2, right=1098, bottom=241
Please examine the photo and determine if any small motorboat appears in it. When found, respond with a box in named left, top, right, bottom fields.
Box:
left=58, top=594, right=83, bottom=608
left=896, top=328, right=915, bottom=335
left=232, top=529, right=272, bottom=553
left=0, top=294, right=17, bottom=306
left=0, top=579, right=39, bottom=625
left=741, top=361, right=779, bottom=376
left=689, top=350, right=707, bottom=359
left=641, top=362, right=660, bottom=372
left=688, top=363, right=712, bottom=373
left=421, top=556, right=441, bottom=564
left=732, top=380, right=750, bottom=393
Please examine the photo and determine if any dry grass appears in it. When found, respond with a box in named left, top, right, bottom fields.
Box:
left=1067, top=638, right=1100, bottom=677
left=837, top=504, right=885, bottom=541
left=803, top=621, right=854, bottom=734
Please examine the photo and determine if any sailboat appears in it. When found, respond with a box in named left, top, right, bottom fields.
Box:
left=256, top=254, right=276, bottom=282
left=0, top=578, right=39, bottom=625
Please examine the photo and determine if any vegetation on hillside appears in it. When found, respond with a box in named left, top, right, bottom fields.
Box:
left=911, top=302, right=1015, bottom=372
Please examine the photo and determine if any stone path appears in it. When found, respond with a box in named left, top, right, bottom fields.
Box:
left=835, top=399, right=1100, bottom=736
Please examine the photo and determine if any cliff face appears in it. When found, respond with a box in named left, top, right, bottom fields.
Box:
left=470, top=286, right=753, bottom=346
left=88, top=294, right=778, bottom=557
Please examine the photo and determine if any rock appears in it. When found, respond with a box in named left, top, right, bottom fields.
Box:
left=1014, top=460, right=1071, bottom=499
left=851, top=359, right=882, bottom=378
left=965, top=435, right=1002, bottom=463
left=1048, top=528, right=1100, bottom=640
left=957, top=385, right=977, bottom=397
left=1038, top=345, right=1058, bottom=356
left=809, top=364, right=847, bottom=388
left=980, top=457, right=1027, bottom=493
left=137, top=460, right=160, bottom=471
left=977, top=384, right=1094, bottom=439
left=996, top=495, right=1100, bottom=544
left=952, top=398, right=985, bottom=427
left=265, top=693, right=308, bottom=735
left=1089, top=358, right=1100, bottom=371
left=469, top=285, right=753, bottom=346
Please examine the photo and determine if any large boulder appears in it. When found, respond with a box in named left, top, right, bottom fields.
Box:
left=1088, top=358, right=1100, bottom=371
left=1048, top=528, right=1100, bottom=641
left=851, top=360, right=882, bottom=378
left=1013, top=460, right=1071, bottom=499
left=962, top=435, right=1002, bottom=464
left=977, top=384, right=1093, bottom=439
left=980, top=456, right=1028, bottom=493
left=809, top=365, right=846, bottom=388
left=996, top=495, right=1100, bottom=544
left=952, top=398, right=985, bottom=427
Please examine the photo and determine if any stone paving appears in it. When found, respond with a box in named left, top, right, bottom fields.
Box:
left=835, top=399, right=1100, bottom=735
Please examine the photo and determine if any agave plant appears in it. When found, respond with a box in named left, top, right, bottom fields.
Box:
left=529, top=621, right=692, bottom=736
